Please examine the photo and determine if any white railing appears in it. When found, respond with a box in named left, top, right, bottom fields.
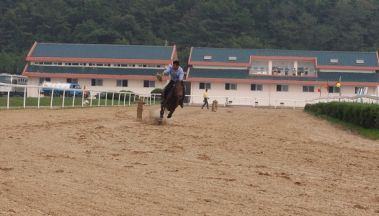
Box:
left=185, top=94, right=379, bottom=108
left=185, top=94, right=306, bottom=108
left=0, top=82, right=161, bottom=109
left=305, top=95, right=379, bottom=105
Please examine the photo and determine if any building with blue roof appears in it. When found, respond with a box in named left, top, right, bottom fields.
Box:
left=23, top=42, right=177, bottom=97
left=187, top=47, right=379, bottom=106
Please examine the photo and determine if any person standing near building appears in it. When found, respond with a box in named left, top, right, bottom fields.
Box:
left=201, top=88, right=209, bottom=110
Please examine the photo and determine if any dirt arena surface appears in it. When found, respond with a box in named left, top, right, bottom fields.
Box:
left=0, top=106, right=378, bottom=216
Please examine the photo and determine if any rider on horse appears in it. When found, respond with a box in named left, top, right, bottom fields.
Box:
left=157, top=60, right=185, bottom=108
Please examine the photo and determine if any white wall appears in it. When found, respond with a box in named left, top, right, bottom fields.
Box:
left=26, top=77, right=166, bottom=97
left=190, top=82, right=377, bottom=107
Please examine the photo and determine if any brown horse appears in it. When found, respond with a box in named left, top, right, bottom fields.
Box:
left=160, top=81, right=183, bottom=120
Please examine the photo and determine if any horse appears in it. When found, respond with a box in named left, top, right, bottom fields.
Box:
left=160, top=80, right=184, bottom=120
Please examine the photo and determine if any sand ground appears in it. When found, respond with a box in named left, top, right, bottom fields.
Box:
left=0, top=106, right=378, bottom=216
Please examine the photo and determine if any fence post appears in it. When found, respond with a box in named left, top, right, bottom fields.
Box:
left=81, top=90, right=85, bottom=107
left=90, top=91, right=93, bottom=107
left=98, top=92, right=101, bottom=107
left=123, top=92, right=126, bottom=106
left=118, top=92, right=121, bottom=106
left=72, top=91, right=76, bottom=107
left=105, top=92, right=108, bottom=106
left=129, top=93, right=131, bottom=106
left=112, top=92, right=115, bottom=106
left=37, top=87, right=41, bottom=109
left=62, top=90, right=66, bottom=108
left=6, top=91, right=10, bottom=109
left=50, top=89, right=54, bottom=109
left=23, top=87, right=27, bottom=109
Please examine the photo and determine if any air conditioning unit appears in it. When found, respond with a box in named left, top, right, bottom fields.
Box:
left=330, top=58, right=339, bottom=64
left=203, top=56, right=212, bottom=60
left=228, top=56, right=237, bottom=61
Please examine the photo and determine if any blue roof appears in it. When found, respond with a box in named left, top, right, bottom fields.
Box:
left=190, top=47, right=379, bottom=67
left=27, top=65, right=160, bottom=76
left=31, top=43, right=174, bottom=60
left=189, top=68, right=379, bottom=83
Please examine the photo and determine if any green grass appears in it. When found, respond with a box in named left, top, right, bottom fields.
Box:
left=0, top=96, right=157, bottom=108
left=306, top=111, right=379, bottom=140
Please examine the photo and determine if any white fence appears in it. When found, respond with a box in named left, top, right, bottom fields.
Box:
left=305, top=95, right=379, bottom=105
left=1, top=82, right=378, bottom=110
left=0, top=82, right=161, bottom=109
left=185, top=94, right=379, bottom=109
left=185, top=94, right=307, bottom=108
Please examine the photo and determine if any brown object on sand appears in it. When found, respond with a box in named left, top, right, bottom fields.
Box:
left=137, top=100, right=145, bottom=120
left=212, top=100, right=218, bottom=112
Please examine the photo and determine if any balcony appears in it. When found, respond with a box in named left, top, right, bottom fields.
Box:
left=272, top=67, right=316, bottom=77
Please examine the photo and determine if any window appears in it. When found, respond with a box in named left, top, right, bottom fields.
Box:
left=228, top=56, right=237, bottom=61
left=91, top=79, right=103, bottom=86
left=203, top=55, right=212, bottom=60
left=39, top=77, right=51, bottom=84
left=117, top=80, right=128, bottom=87
left=199, top=82, right=211, bottom=90
left=67, top=78, right=78, bottom=84
left=251, top=84, right=263, bottom=91
left=225, top=83, right=237, bottom=90
left=328, top=86, right=340, bottom=93
left=143, top=80, right=155, bottom=88
left=355, top=87, right=367, bottom=94
left=356, top=59, right=365, bottom=64
left=303, top=86, right=315, bottom=92
left=330, top=58, right=339, bottom=64
left=276, top=85, right=289, bottom=92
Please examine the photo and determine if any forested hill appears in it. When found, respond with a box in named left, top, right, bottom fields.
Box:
left=1, top=0, right=379, bottom=73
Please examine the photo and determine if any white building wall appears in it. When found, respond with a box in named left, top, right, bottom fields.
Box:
left=26, top=77, right=165, bottom=97
left=190, top=82, right=376, bottom=107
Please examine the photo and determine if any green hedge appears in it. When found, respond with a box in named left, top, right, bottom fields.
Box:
left=304, top=102, right=379, bottom=129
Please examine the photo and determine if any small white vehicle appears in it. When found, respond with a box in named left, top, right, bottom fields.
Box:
left=0, top=73, right=28, bottom=96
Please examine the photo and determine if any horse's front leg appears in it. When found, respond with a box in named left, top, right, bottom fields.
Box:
left=160, top=103, right=165, bottom=119
left=167, top=108, right=175, bottom=119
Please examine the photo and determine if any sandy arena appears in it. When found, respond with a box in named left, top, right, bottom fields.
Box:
left=0, top=106, right=378, bottom=216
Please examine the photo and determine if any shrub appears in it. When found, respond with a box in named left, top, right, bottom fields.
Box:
left=304, top=102, right=379, bottom=129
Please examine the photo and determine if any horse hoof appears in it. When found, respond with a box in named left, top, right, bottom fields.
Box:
left=167, top=114, right=172, bottom=119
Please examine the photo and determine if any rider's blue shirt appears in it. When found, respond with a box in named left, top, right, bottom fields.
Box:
left=163, top=65, right=184, bottom=81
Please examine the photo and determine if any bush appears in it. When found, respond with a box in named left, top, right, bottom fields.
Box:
left=304, top=102, right=379, bottom=129
left=151, top=88, right=163, bottom=94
